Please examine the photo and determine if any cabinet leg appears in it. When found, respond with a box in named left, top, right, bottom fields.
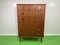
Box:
left=20, top=37, right=22, bottom=42
left=41, top=37, right=42, bottom=42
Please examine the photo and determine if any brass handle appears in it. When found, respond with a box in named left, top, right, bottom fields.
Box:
left=21, top=12, right=24, bottom=15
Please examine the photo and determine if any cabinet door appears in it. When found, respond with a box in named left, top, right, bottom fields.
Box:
left=17, top=4, right=45, bottom=37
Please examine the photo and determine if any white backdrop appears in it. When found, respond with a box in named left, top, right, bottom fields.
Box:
left=0, top=0, right=60, bottom=36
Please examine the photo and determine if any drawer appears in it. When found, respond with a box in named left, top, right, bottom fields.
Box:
left=19, top=30, right=41, bottom=37
left=33, top=30, right=41, bottom=36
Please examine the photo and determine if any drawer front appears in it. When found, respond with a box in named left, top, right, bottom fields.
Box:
left=19, top=30, right=41, bottom=37
left=17, top=4, right=46, bottom=37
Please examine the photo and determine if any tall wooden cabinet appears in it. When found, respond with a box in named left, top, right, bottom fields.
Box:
left=17, top=4, right=46, bottom=42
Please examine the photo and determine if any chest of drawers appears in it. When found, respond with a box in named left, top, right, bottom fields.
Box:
left=17, top=4, right=46, bottom=42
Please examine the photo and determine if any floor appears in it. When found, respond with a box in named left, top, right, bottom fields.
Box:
left=0, top=36, right=60, bottom=45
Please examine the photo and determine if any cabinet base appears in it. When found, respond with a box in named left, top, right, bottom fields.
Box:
left=19, top=37, right=43, bottom=42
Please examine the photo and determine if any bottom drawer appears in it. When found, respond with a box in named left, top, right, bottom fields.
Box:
left=19, top=31, right=41, bottom=37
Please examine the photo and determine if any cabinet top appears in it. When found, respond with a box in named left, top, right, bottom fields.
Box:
left=17, top=4, right=46, bottom=5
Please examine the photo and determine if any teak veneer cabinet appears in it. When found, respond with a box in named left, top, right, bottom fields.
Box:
left=17, top=4, right=46, bottom=42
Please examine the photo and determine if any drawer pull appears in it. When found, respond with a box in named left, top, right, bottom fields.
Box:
left=37, top=33, right=40, bottom=35
left=38, top=29, right=40, bottom=31
left=21, top=13, right=24, bottom=15
left=22, top=18, right=24, bottom=20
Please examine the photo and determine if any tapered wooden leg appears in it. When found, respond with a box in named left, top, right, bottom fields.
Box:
left=18, top=34, right=21, bottom=42
left=20, top=37, right=21, bottom=42
left=20, top=37, right=22, bottom=42
left=41, top=37, right=42, bottom=42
